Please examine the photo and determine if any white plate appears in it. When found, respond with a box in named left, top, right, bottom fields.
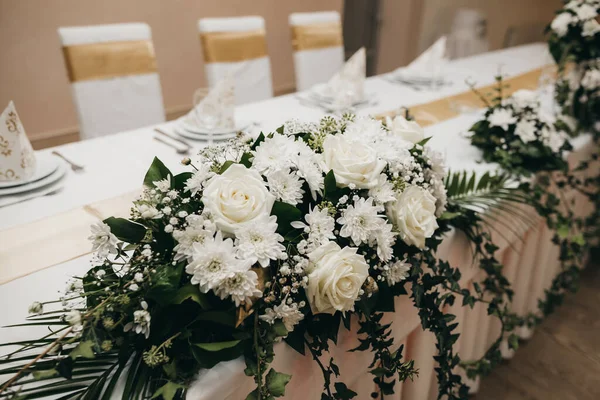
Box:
left=176, top=128, right=238, bottom=142
left=181, top=119, right=251, bottom=136
left=0, top=160, right=67, bottom=196
left=0, top=153, right=59, bottom=188
left=0, top=178, right=65, bottom=208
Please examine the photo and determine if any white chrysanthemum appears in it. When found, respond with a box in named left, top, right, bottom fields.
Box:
left=510, top=90, right=540, bottom=112
left=541, top=127, right=566, bottom=153
left=371, top=223, right=396, bottom=262
left=337, top=197, right=386, bottom=246
left=429, top=176, right=448, bottom=217
left=185, top=163, right=213, bottom=196
left=259, top=302, right=304, bottom=332
left=291, top=206, right=335, bottom=246
left=424, top=146, right=446, bottom=180
left=186, top=231, right=243, bottom=292
left=267, top=169, right=305, bottom=205
left=89, top=222, right=118, bottom=258
left=576, top=3, right=598, bottom=20
left=369, top=175, right=396, bottom=205
left=173, top=223, right=215, bottom=261
left=153, top=175, right=171, bottom=193
left=343, top=116, right=386, bottom=142
left=123, top=301, right=151, bottom=339
left=235, top=216, right=286, bottom=268
left=252, top=135, right=303, bottom=176
left=136, top=204, right=162, bottom=219
left=582, top=18, right=600, bottom=36
left=551, top=12, right=575, bottom=36
left=295, top=156, right=324, bottom=200
left=515, top=120, right=538, bottom=143
left=213, top=264, right=262, bottom=307
left=488, top=108, right=517, bottom=130
left=385, top=259, right=411, bottom=286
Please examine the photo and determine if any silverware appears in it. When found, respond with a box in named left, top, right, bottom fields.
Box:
left=51, top=151, right=85, bottom=172
left=154, top=128, right=193, bottom=148
left=153, top=136, right=189, bottom=155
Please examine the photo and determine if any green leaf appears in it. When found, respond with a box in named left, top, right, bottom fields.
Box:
left=103, top=217, right=147, bottom=244
left=150, top=381, right=185, bottom=400
left=265, top=368, right=292, bottom=397
left=32, top=368, right=59, bottom=380
left=193, top=340, right=241, bottom=352
left=271, top=201, right=302, bottom=234
left=334, top=382, right=358, bottom=399
left=170, top=284, right=210, bottom=309
left=557, top=223, right=569, bottom=239
left=272, top=320, right=288, bottom=337
left=219, top=160, right=235, bottom=174
left=147, top=264, right=184, bottom=305
left=508, top=333, right=519, bottom=351
left=70, top=340, right=96, bottom=360
left=174, top=172, right=193, bottom=191
left=417, top=136, right=432, bottom=147
left=323, top=170, right=337, bottom=197
left=240, top=152, right=253, bottom=168
left=250, top=133, right=265, bottom=150
left=143, top=157, right=172, bottom=188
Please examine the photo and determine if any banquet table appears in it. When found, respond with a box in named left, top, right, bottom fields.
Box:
left=0, top=43, right=596, bottom=399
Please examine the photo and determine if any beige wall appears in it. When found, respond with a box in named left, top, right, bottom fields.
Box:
left=417, top=0, right=562, bottom=52
left=0, top=0, right=342, bottom=147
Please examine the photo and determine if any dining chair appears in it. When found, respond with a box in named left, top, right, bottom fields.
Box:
left=289, top=11, right=345, bottom=92
left=503, top=22, right=547, bottom=48
left=198, top=16, right=273, bottom=105
left=58, top=23, right=166, bottom=140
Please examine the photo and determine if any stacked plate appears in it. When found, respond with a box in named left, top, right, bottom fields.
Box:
left=385, top=70, right=448, bottom=90
left=298, top=84, right=375, bottom=112
left=0, top=153, right=67, bottom=208
left=173, top=118, right=251, bottom=142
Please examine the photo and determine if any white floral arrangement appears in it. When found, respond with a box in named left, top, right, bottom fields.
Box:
left=1, top=114, right=447, bottom=400
left=549, top=0, right=600, bottom=136
left=470, top=88, right=573, bottom=175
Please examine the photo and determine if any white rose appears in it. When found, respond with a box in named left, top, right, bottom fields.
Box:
left=576, top=4, right=597, bottom=20
left=551, top=13, right=574, bottom=36
left=322, top=134, right=386, bottom=189
left=306, top=242, right=369, bottom=314
left=201, top=164, right=275, bottom=234
left=510, top=89, right=539, bottom=111
left=385, top=116, right=425, bottom=144
left=386, top=185, right=439, bottom=249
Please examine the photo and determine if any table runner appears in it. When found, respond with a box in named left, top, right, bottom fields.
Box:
left=0, top=66, right=548, bottom=285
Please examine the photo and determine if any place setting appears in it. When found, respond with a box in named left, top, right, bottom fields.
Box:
left=0, top=102, right=70, bottom=208
left=385, top=36, right=452, bottom=91
left=296, top=47, right=378, bottom=113
left=154, top=75, right=257, bottom=153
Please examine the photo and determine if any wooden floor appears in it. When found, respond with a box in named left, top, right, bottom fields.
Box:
left=475, top=265, right=600, bottom=400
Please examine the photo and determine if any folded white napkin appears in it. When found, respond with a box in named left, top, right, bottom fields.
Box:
left=185, top=75, right=235, bottom=131
left=394, top=36, right=448, bottom=81
left=323, top=47, right=366, bottom=107
left=0, top=101, right=36, bottom=182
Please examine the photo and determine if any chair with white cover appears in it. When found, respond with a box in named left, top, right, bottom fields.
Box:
left=446, top=9, right=490, bottom=60
left=58, top=23, right=166, bottom=140
left=289, top=11, right=345, bottom=92
left=503, top=22, right=547, bottom=48
left=198, top=16, right=273, bottom=105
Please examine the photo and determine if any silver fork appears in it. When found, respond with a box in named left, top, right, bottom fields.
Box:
left=154, top=128, right=193, bottom=148
left=51, top=151, right=85, bottom=172
left=153, top=136, right=190, bottom=155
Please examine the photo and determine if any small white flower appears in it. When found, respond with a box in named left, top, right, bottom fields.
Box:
left=259, top=302, right=304, bottom=332
left=173, top=222, right=215, bottom=262
left=372, top=223, right=396, bottom=262
left=153, top=175, right=171, bottom=193
left=129, top=283, right=140, bottom=292
left=29, top=301, right=43, bottom=315
left=295, top=156, right=324, bottom=200
left=385, top=259, right=411, bottom=285
left=488, top=108, right=517, bottom=130
left=95, top=269, right=106, bottom=280
left=163, top=206, right=172, bottom=216
left=291, top=206, right=336, bottom=248
left=88, top=222, right=118, bottom=258
left=124, top=301, right=151, bottom=339
left=581, top=69, right=600, bottom=90
left=65, top=310, right=82, bottom=329
left=134, top=272, right=144, bottom=283
left=235, top=216, right=287, bottom=268
left=267, top=170, right=305, bottom=205
left=515, top=120, right=538, bottom=143
left=164, top=224, right=174, bottom=233
left=368, top=175, right=396, bottom=205
left=510, top=90, right=539, bottom=112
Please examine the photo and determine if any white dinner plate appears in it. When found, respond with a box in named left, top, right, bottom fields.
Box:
left=0, top=153, right=59, bottom=188
left=0, top=160, right=67, bottom=196
left=176, top=128, right=238, bottom=142
left=181, top=119, right=251, bottom=136
left=0, top=178, right=65, bottom=208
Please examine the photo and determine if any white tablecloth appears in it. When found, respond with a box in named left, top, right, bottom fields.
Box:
left=0, top=43, right=595, bottom=399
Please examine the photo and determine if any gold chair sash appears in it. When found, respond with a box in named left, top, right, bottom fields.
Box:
left=62, top=40, right=158, bottom=82
left=200, top=30, right=268, bottom=63
left=291, top=21, right=343, bottom=52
